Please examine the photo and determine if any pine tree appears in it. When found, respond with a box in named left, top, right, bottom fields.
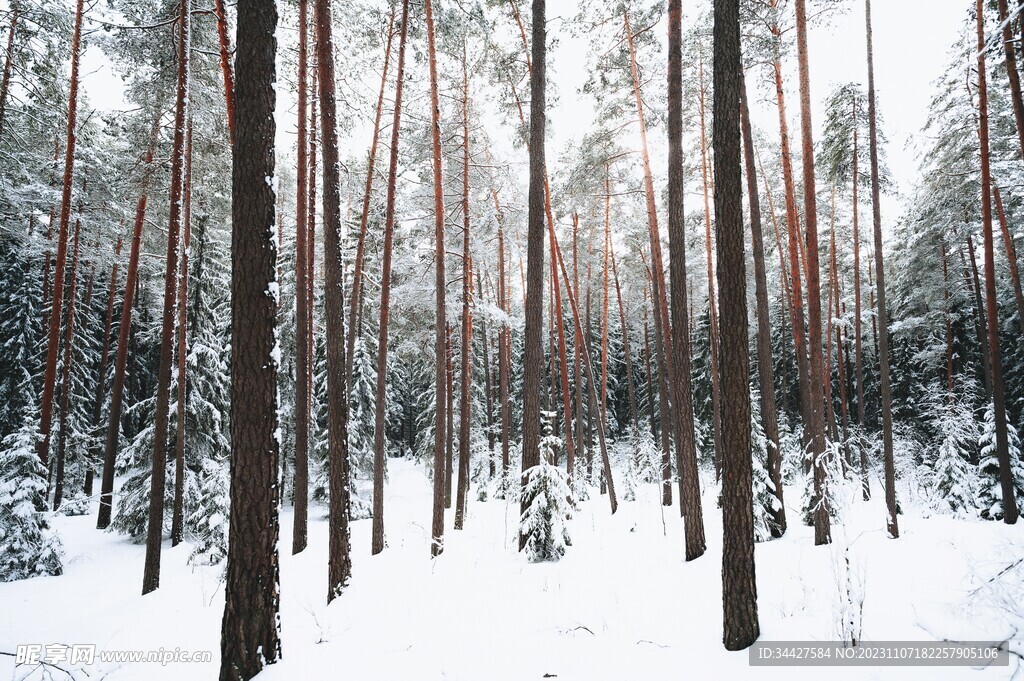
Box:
left=928, top=386, right=979, bottom=517
left=978, top=402, right=1024, bottom=521
left=520, top=411, right=572, bottom=563
left=750, top=389, right=781, bottom=542
left=0, top=407, right=62, bottom=582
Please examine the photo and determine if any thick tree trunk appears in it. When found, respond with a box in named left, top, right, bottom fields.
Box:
left=315, top=0, right=354, bottom=596
left=866, top=0, right=900, bottom=536
left=795, top=0, right=832, bottom=546
left=425, top=0, right=449, bottom=557
left=218, top=1, right=282, bottom=678
left=371, top=0, right=410, bottom=555
left=975, top=0, right=1019, bottom=525
left=54, top=218, right=81, bottom=510
left=171, top=119, right=194, bottom=547
left=292, top=0, right=312, bottom=556
left=39, top=0, right=86, bottom=470
left=347, top=7, right=396, bottom=384
left=455, top=54, right=473, bottom=530
left=740, top=69, right=786, bottom=537
left=97, top=116, right=160, bottom=530
left=715, top=0, right=759, bottom=648
left=667, top=0, right=706, bottom=557
left=0, top=5, right=17, bottom=142
left=143, top=0, right=191, bottom=594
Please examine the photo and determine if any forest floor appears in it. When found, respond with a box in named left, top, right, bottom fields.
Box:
left=1, top=457, right=1022, bottom=680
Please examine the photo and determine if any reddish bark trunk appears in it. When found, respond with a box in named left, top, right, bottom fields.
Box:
left=213, top=0, right=235, bottom=142
left=53, top=217, right=81, bottom=510
left=0, top=5, right=17, bottom=141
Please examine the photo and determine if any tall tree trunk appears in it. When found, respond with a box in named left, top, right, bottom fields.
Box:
left=942, top=241, right=955, bottom=392
left=740, top=68, right=786, bottom=537
left=97, top=116, right=160, bottom=530
left=642, top=289, right=656, bottom=438
left=143, top=0, right=191, bottom=594
left=315, top=0, right=354, bottom=597
left=171, top=119, right=194, bottom=547
left=292, top=0, right=312, bottom=556
left=966, top=237, right=995, bottom=401
left=54, top=217, right=81, bottom=510
left=455, top=52, right=473, bottom=530
left=547, top=191, right=576, bottom=481
left=347, top=7, right=397, bottom=383
left=997, top=0, right=1024, bottom=160
left=698, top=51, right=724, bottom=481
left=480, top=267, right=496, bottom=471
left=425, top=0, right=449, bottom=557
left=444, top=323, right=454, bottom=508
left=213, top=0, right=235, bottom=142
left=993, top=186, right=1024, bottom=336
left=830, top=209, right=851, bottom=468
left=715, top=0, right=759, bottom=648
left=371, top=0, right=410, bottom=555
left=851, top=96, right=870, bottom=500
left=795, top=0, right=832, bottom=546
left=0, top=5, right=17, bottom=142
left=219, top=1, right=282, bottom=676
left=609, top=247, right=638, bottom=433
left=865, top=0, right=901, bottom=536
left=39, top=0, right=86, bottom=470
left=495, top=194, right=511, bottom=479
left=975, top=0, right=1019, bottom=525
left=85, top=238, right=122, bottom=497
left=667, top=0, right=706, bottom=557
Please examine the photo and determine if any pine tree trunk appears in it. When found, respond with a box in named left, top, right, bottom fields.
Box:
left=292, top=0, right=312, bottom=556
left=219, top=0, right=282, bottom=675
left=0, top=5, right=17, bottom=142
left=852, top=97, right=870, bottom=500
left=444, top=323, right=454, bottom=509
left=425, top=0, right=448, bottom=557
left=796, top=0, right=832, bottom=546
left=480, top=268, right=496, bottom=468
left=667, top=0, right=706, bottom=556
left=609, top=248, right=638, bottom=433
left=213, top=0, right=235, bottom=143
left=371, top=0, right=409, bottom=555
left=171, top=119, right=194, bottom=547
left=740, top=69, right=786, bottom=537
left=39, top=0, right=85, bottom=470
left=84, top=238, right=122, bottom=497
left=455, top=53, right=473, bottom=530
left=975, top=0, right=1019, bottom=525
left=992, top=187, right=1024, bottom=336
left=97, top=116, right=160, bottom=530
left=966, top=237, right=994, bottom=401
left=830, top=214, right=851, bottom=468
left=347, top=7, right=396, bottom=384
left=865, top=0, right=900, bottom=536
left=315, top=0, right=354, bottom=596
left=997, top=0, right=1024, bottom=160
left=54, top=217, right=81, bottom=511
left=143, top=0, right=191, bottom=594
left=495, top=195, right=511, bottom=478
left=715, top=0, right=759, bottom=650
left=547, top=192, right=576, bottom=481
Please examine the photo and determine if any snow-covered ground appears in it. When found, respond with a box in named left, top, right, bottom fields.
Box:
left=1, top=458, right=1021, bottom=680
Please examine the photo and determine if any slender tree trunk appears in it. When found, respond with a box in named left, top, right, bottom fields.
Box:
left=0, top=5, right=17, bottom=142
left=455, top=52, right=474, bottom=530
left=667, top=0, right=706, bottom=557
left=219, top=1, right=282, bottom=676
left=975, top=0, right=1019, bottom=525
left=992, top=187, right=1024, bottom=336
left=547, top=191, right=576, bottom=481
left=347, top=7, right=396, bottom=383
left=143, top=0, right=191, bottom=594
left=830, top=210, right=851, bottom=468
left=171, top=119, right=194, bottom=547
left=425, top=0, right=449, bottom=557
left=495, top=194, right=511, bottom=479
left=480, top=267, right=496, bottom=471
left=795, top=0, right=832, bottom=546
left=716, top=0, right=760, bottom=649
left=85, top=238, right=122, bottom=497
left=698, top=51, right=724, bottom=481
left=740, top=69, right=786, bottom=537
left=852, top=97, right=870, bottom=500
left=39, top=0, right=86, bottom=470
left=316, top=0, right=354, bottom=598
left=865, top=0, right=900, bottom=536
left=97, top=116, right=160, bottom=530
left=642, top=290, right=656, bottom=438
left=292, top=0, right=312, bottom=556
left=609, top=247, right=638, bottom=433
left=599, top=170, right=612, bottom=447
left=371, top=0, right=410, bottom=555
left=942, top=241, right=955, bottom=392
left=213, top=0, right=235, bottom=142
left=444, top=323, right=454, bottom=508
left=966, top=237, right=994, bottom=401
left=54, top=218, right=81, bottom=510
left=997, top=0, right=1024, bottom=160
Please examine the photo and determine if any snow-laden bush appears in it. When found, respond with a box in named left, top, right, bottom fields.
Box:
left=0, top=416, right=62, bottom=581
left=520, top=412, right=572, bottom=562
left=977, top=403, right=1024, bottom=521
left=925, top=387, right=979, bottom=517
left=750, top=389, right=782, bottom=541
left=188, top=457, right=230, bottom=566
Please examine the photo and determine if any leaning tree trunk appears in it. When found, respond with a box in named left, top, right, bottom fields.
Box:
left=39, top=0, right=86, bottom=470
left=371, top=0, right=410, bottom=555
left=54, top=218, right=82, bottom=510
left=974, top=0, right=1020, bottom=525
left=795, top=0, right=832, bottom=546
left=997, top=0, right=1024, bottom=160
left=425, top=0, right=449, bottom=557
left=740, top=68, right=786, bottom=537
left=866, top=0, right=900, bottom=536
left=97, top=115, right=160, bottom=530
left=315, top=0, right=354, bottom=597
left=715, top=0, right=760, bottom=651
left=219, top=1, right=282, bottom=678
left=667, top=0, right=706, bottom=559
left=0, top=4, right=18, bottom=142
left=143, top=0, right=190, bottom=595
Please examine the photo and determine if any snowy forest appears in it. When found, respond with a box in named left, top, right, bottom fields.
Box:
left=0, top=0, right=1023, bottom=678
